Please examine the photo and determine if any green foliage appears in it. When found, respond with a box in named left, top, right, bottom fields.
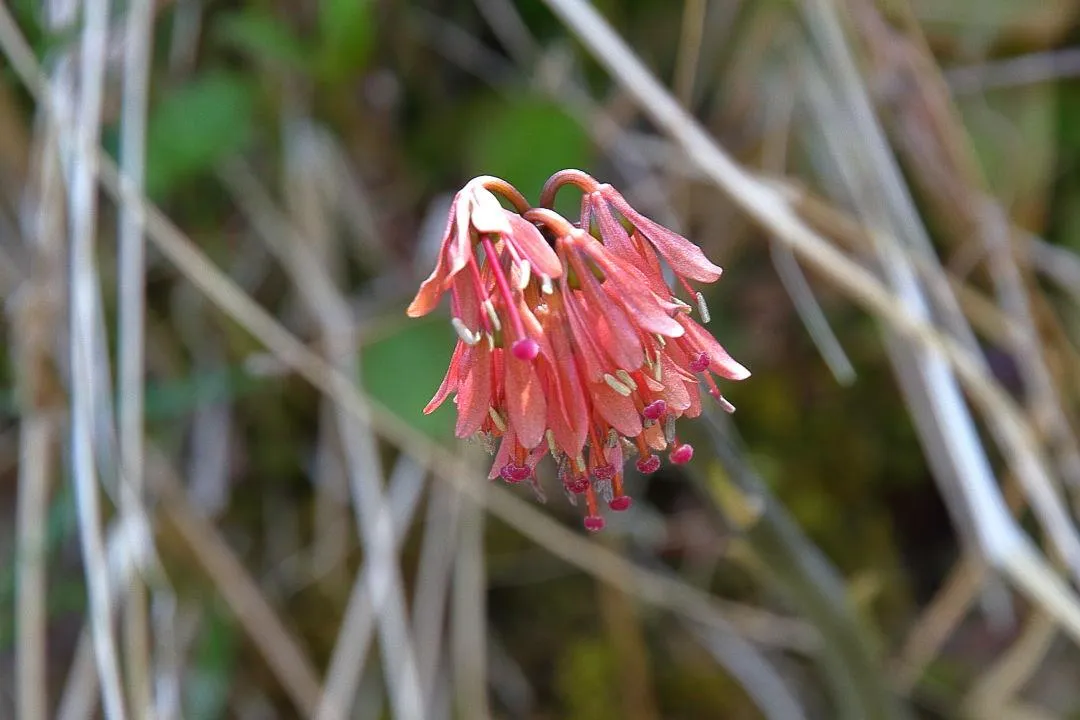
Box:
left=360, top=318, right=457, bottom=441
left=185, top=604, right=237, bottom=720
left=146, top=73, right=256, bottom=197
left=467, top=95, right=591, bottom=212
left=215, top=9, right=310, bottom=71
left=555, top=637, right=619, bottom=720
left=316, top=0, right=374, bottom=83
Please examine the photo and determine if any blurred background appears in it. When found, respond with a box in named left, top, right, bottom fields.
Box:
left=2, top=0, right=1080, bottom=718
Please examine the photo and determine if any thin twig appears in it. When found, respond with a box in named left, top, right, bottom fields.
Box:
left=67, top=0, right=126, bottom=714
left=673, top=0, right=707, bottom=107
left=13, top=106, right=65, bottom=720
left=117, top=0, right=155, bottom=713
left=452, top=477, right=490, bottom=719
left=317, top=457, right=428, bottom=720
left=412, top=459, right=464, bottom=709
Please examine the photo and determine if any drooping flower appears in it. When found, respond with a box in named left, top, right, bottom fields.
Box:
left=409, top=171, right=749, bottom=531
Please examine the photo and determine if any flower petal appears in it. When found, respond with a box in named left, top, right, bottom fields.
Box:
left=605, top=187, right=723, bottom=283
left=469, top=187, right=513, bottom=236
left=580, top=237, right=686, bottom=337
left=590, top=381, right=643, bottom=438
left=506, top=211, right=562, bottom=279
left=489, top=426, right=517, bottom=480
left=677, top=315, right=750, bottom=380
left=504, top=349, right=547, bottom=449
left=424, top=341, right=466, bottom=414
left=569, top=250, right=643, bottom=372
left=454, top=342, right=492, bottom=437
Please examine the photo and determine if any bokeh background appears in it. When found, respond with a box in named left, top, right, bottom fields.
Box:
left=2, top=0, right=1080, bottom=718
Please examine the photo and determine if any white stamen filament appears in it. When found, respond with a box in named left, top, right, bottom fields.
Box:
left=541, top=274, right=554, bottom=295
left=546, top=429, right=559, bottom=457
left=517, top=261, right=532, bottom=289
left=488, top=407, right=507, bottom=432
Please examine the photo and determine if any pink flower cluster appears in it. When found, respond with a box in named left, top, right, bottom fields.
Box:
left=408, top=170, right=749, bottom=531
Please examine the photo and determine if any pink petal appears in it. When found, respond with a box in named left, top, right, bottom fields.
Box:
left=658, top=352, right=692, bottom=412
left=424, top=342, right=466, bottom=414
left=504, top=349, right=547, bottom=449
left=677, top=315, right=750, bottom=380
left=561, top=277, right=607, bottom=383
left=581, top=239, right=686, bottom=337
left=590, top=192, right=638, bottom=260
left=590, top=381, right=643, bottom=438
left=569, top=250, right=642, bottom=372
left=469, top=187, right=513, bottom=236
left=448, top=193, right=473, bottom=276
left=546, top=320, right=589, bottom=458
left=489, top=426, right=517, bottom=480
left=454, top=342, right=492, bottom=437
left=605, top=187, right=723, bottom=283
left=506, top=212, right=562, bottom=279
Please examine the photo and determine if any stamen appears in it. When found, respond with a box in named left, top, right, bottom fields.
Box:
left=517, top=260, right=531, bottom=290
left=663, top=415, right=677, bottom=444
left=643, top=399, right=667, bottom=420
left=654, top=334, right=667, bottom=348
left=500, top=463, right=531, bottom=483
left=575, top=453, right=587, bottom=473
left=606, top=428, right=620, bottom=448
left=689, top=352, right=709, bottom=373
left=481, top=235, right=533, bottom=360
left=615, top=369, right=637, bottom=391
left=583, top=515, right=606, bottom=532
left=541, top=274, right=554, bottom=295
left=610, top=470, right=632, bottom=511
left=482, top=299, right=502, bottom=333
left=603, top=373, right=633, bottom=396
left=671, top=296, right=693, bottom=314
left=635, top=454, right=661, bottom=474
left=584, top=483, right=601, bottom=525
left=695, top=291, right=711, bottom=323
left=511, top=338, right=540, bottom=361
left=451, top=317, right=481, bottom=345
left=669, top=443, right=694, bottom=464
left=592, top=464, right=616, bottom=480
left=546, top=429, right=559, bottom=457
left=465, top=254, right=492, bottom=332
left=488, top=407, right=507, bottom=432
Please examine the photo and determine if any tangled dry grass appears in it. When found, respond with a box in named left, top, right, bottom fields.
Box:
left=3, top=1, right=1080, bottom=718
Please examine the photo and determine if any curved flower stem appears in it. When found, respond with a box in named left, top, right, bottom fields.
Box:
left=522, top=207, right=576, bottom=237
left=699, top=409, right=909, bottom=720
left=472, top=175, right=531, bottom=213
left=539, top=168, right=599, bottom=209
